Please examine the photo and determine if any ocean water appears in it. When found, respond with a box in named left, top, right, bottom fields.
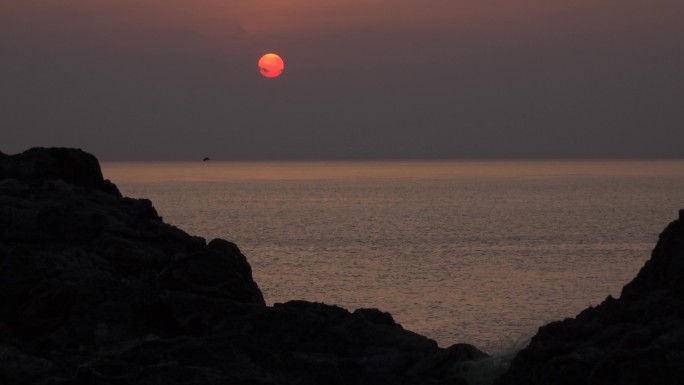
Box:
left=102, top=160, right=684, bottom=354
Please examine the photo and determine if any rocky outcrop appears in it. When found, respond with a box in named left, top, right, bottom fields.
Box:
left=496, top=210, right=684, bottom=385
left=0, top=147, right=487, bottom=385
left=0, top=147, right=121, bottom=197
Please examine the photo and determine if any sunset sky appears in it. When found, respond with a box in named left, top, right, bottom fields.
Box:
left=2, top=0, right=683, bottom=160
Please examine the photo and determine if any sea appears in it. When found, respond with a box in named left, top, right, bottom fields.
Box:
left=102, top=160, right=684, bottom=354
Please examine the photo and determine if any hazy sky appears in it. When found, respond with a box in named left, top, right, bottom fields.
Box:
left=2, top=0, right=683, bottom=160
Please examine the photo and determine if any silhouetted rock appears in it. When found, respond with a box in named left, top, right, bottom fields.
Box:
left=496, top=210, right=684, bottom=385
left=0, top=148, right=487, bottom=385
left=0, top=147, right=121, bottom=197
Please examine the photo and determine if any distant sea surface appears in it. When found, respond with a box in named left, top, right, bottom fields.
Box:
left=103, top=160, right=684, bottom=353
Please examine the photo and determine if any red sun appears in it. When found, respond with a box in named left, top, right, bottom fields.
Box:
left=258, top=53, right=285, bottom=78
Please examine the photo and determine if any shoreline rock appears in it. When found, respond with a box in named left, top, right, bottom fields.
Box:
left=496, top=210, right=684, bottom=384
left=0, top=148, right=487, bottom=385
left=4, top=147, right=682, bottom=385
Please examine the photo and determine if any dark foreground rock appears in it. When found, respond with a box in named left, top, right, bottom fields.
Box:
left=0, top=148, right=487, bottom=385
left=497, top=210, right=684, bottom=385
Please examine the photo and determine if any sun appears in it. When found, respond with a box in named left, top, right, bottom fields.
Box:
left=258, top=53, right=285, bottom=78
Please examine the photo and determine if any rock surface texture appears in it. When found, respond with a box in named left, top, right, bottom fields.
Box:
left=0, top=148, right=487, bottom=385
left=496, top=210, right=684, bottom=385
